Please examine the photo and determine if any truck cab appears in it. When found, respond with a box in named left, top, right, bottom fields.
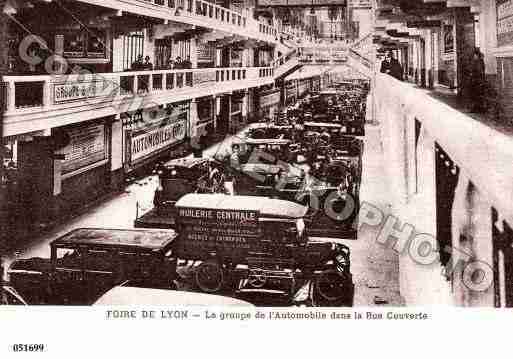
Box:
left=8, top=228, right=178, bottom=305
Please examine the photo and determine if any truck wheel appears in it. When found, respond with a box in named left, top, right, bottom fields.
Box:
left=195, top=259, right=224, bottom=293
left=312, top=270, right=353, bottom=306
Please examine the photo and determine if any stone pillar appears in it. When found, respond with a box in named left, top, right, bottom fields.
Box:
left=214, top=96, right=221, bottom=130
left=189, top=99, right=199, bottom=139
left=110, top=116, right=124, bottom=190
left=190, top=36, right=198, bottom=68
left=242, top=90, right=248, bottom=124
left=215, top=48, right=222, bottom=67
left=480, top=0, right=498, bottom=76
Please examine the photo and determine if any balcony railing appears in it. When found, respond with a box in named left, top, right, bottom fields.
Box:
left=81, top=0, right=277, bottom=43
left=2, top=66, right=274, bottom=116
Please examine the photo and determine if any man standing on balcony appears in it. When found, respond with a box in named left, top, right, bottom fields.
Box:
left=182, top=56, right=192, bottom=69
left=380, top=51, right=403, bottom=81
left=469, top=48, right=486, bottom=114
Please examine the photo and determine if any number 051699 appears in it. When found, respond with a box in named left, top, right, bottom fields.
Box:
left=12, top=344, right=45, bottom=352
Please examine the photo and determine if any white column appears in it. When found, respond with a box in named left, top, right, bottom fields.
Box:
left=189, top=99, right=199, bottom=138
left=190, top=36, right=198, bottom=68
left=111, top=117, right=123, bottom=172
left=480, top=0, right=498, bottom=75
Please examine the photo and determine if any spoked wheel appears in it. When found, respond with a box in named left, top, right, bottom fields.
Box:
left=248, top=269, right=267, bottom=288
left=312, top=270, right=353, bottom=307
left=195, top=259, right=224, bottom=293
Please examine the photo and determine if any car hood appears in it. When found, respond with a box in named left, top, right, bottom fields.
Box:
left=8, top=257, right=52, bottom=274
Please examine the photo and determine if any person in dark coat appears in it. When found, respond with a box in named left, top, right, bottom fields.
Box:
left=469, top=48, right=486, bottom=113
left=380, top=51, right=403, bottom=81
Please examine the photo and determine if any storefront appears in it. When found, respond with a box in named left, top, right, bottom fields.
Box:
left=285, top=80, right=298, bottom=106
left=230, top=91, right=246, bottom=133
left=298, top=79, right=310, bottom=98
left=259, top=89, right=281, bottom=119
left=6, top=2, right=112, bottom=75
left=195, top=96, right=215, bottom=134
left=312, top=76, right=321, bottom=91
left=122, top=102, right=190, bottom=174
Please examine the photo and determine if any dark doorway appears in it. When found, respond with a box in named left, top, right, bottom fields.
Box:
left=217, top=95, right=230, bottom=135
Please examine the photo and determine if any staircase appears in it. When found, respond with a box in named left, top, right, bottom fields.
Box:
left=273, top=49, right=302, bottom=80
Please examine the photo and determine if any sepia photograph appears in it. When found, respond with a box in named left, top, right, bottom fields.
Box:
left=0, top=0, right=511, bottom=357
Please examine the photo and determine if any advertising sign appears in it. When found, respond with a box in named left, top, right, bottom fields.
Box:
left=259, top=91, right=280, bottom=108
left=498, top=0, right=513, bottom=46
left=192, top=71, right=217, bottom=86
left=53, top=80, right=114, bottom=104
left=129, top=118, right=187, bottom=163
left=61, top=123, right=106, bottom=174
left=177, top=208, right=260, bottom=249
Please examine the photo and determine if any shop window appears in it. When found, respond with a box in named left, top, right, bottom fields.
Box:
left=123, top=31, right=145, bottom=71
left=153, top=74, right=163, bottom=90
left=120, top=76, right=135, bottom=95
left=155, top=38, right=173, bottom=69
left=14, top=82, right=44, bottom=108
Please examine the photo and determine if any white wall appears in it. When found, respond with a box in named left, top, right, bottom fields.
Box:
left=375, top=73, right=510, bottom=306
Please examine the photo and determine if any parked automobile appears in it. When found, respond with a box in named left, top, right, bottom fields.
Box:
left=153, top=157, right=228, bottom=213
left=173, top=194, right=354, bottom=306
left=1, top=285, right=28, bottom=305
left=8, top=228, right=178, bottom=305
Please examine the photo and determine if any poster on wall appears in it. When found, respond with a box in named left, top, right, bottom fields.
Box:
left=61, top=123, right=107, bottom=174
left=197, top=43, right=214, bottom=63
left=443, top=25, right=454, bottom=53
left=497, top=0, right=513, bottom=47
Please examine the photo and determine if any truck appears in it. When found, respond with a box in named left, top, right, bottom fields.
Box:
left=172, top=193, right=354, bottom=306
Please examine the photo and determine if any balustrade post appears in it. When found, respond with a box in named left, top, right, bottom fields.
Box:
left=6, top=81, right=15, bottom=112
left=133, top=75, right=139, bottom=94
left=43, top=81, right=52, bottom=108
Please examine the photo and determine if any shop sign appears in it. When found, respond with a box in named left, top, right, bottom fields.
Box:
left=498, top=0, right=513, bottom=46
left=197, top=43, right=214, bottom=62
left=178, top=208, right=259, bottom=249
left=259, top=91, right=280, bottom=107
left=61, top=124, right=106, bottom=174
left=193, top=71, right=217, bottom=86
left=129, top=119, right=187, bottom=163
left=348, top=0, right=370, bottom=8
left=53, top=80, right=113, bottom=104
